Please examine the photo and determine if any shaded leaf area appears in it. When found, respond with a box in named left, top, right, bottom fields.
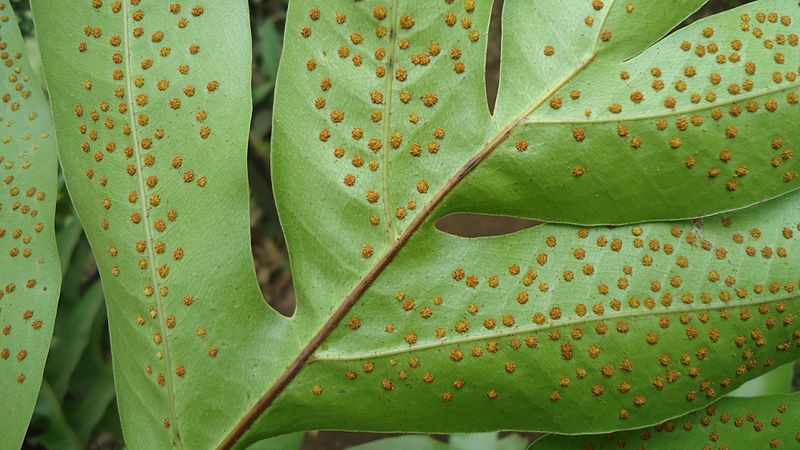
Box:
left=266, top=0, right=800, bottom=444
left=264, top=190, right=800, bottom=437
left=31, top=2, right=292, bottom=448
left=0, top=1, right=60, bottom=447
left=531, top=393, right=800, bottom=449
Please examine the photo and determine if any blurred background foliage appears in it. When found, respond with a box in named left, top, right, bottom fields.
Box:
left=9, top=0, right=796, bottom=449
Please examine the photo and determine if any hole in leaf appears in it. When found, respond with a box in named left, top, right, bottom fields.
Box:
left=248, top=159, right=296, bottom=318
left=485, top=0, right=504, bottom=114
left=435, top=213, right=544, bottom=238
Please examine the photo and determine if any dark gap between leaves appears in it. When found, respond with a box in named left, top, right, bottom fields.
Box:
left=436, top=213, right=544, bottom=238
left=485, top=0, right=504, bottom=114
left=675, top=0, right=756, bottom=32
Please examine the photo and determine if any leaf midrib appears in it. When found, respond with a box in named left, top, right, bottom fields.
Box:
left=218, top=2, right=618, bottom=447
left=217, top=54, right=599, bottom=450
left=121, top=2, right=183, bottom=447
left=310, top=293, right=797, bottom=362
left=526, top=81, right=800, bottom=125
left=380, top=0, right=401, bottom=243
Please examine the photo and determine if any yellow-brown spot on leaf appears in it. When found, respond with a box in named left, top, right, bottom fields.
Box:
left=423, top=93, right=438, bottom=107
left=347, top=317, right=361, bottom=330
left=362, top=245, right=374, bottom=259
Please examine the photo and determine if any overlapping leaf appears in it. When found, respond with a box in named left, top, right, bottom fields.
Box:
left=0, top=2, right=60, bottom=447
left=532, top=393, right=800, bottom=449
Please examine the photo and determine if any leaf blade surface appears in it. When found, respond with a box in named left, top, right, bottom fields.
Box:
left=265, top=0, right=800, bottom=442
left=531, top=393, right=800, bottom=449
left=31, top=2, right=292, bottom=448
left=0, top=2, right=61, bottom=446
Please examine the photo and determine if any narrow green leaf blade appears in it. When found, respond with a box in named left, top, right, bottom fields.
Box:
left=0, top=1, right=61, bottom=446
left=32, top=2, right=291, bottom=448
left=531, top=393, right=800, bottom=450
